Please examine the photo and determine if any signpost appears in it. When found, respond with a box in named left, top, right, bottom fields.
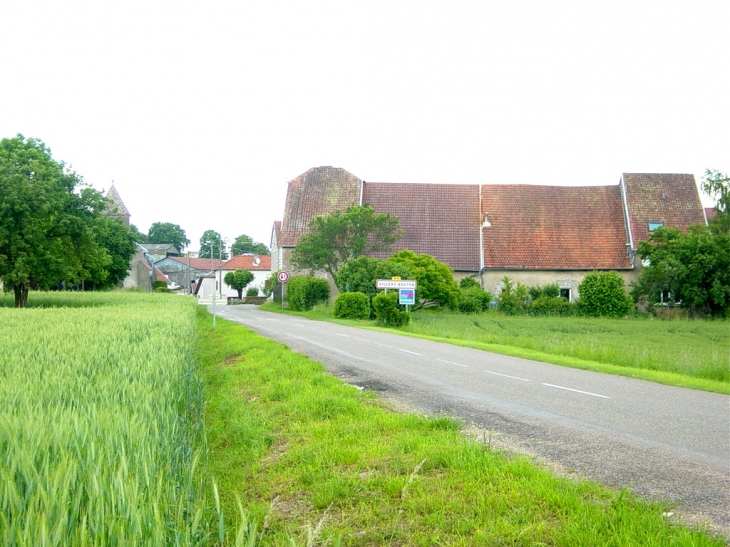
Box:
left=278, top=271, right=289, bottom=308
left=399, top=288, right=415, bottom=306
left=376, top=279, right=417, bottom=290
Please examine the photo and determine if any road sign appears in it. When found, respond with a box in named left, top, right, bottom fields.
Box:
left=399, top=289, right=415, bottom=305
left=277, top=271, right=290, bottom=283
left=376, top=279, right=417, bottom=289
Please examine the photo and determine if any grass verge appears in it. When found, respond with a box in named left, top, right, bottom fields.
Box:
left=259, top=303, right=730, bottom=394
left=199, top=310, right=724, bottom=545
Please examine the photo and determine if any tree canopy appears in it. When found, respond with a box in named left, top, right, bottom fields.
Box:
left=388, top=250, right=460, bottom=309
left=634, top=225, right=730, bottom=317
left=199, top=230, right=228, bottom=260
left=224, top=269, right=254, bottom=299
left=291, top=205, right=401, bottom=285
left=335, top=256, right=411, bottom=301
left=231, top=234, right=270, bottom=256
left=0, top=135, right=135, bottom=307
left=148, top=222, right=189, bottom=251
left=701, top=169, right=729, bottom=235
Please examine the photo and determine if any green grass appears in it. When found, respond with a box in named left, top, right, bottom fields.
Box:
left=260, top=303, right=730, bottom=394
left=0, top=292, right=215, bottom=546
left=200, top=310, right=725, bottom=546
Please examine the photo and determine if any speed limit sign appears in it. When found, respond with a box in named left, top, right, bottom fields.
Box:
left=277, top=271, right=290, bottom=283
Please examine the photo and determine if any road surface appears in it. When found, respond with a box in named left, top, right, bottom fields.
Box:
left=213, top=304, right=730, bottom=535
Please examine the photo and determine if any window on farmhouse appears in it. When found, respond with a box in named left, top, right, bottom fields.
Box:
left=559, top=288, right=570, bottom=300
left=648, top=221, right=663, bottom=232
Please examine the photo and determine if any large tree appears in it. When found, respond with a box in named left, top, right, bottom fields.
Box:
left=231, top=234, right=270, bottom=256
left=0, top=135, right=110, bottom=306
left=87, top=216, right=138, bottom=288
left=199, top=230, right=228, bottom=260
left=291, top=205, right=401, bottom=285
left=634, top=225, right=730, bottom=317
left=223, top=269, right=254, bottom=299
left=148, top=222, right=190, bottom=251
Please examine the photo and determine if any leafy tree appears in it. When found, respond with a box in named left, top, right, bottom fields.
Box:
left=576, top=271, right=633, bottom=317
left=231, top=234, right=270, bottom=256
left=701, top=169, right=729, bottom=235
left=86, top=217, right=138, bottom=288
left=286, top=276, right=330, bottom=311
left=0, top=136, right=113, bottom=306
left=224, top=269, right=254, bottom=299
left=291, top=204, right=401, bottom=285
left=199, top=230, right=228, bottom=260
left=148, top=222, right=190, bottom=251
left=634, top=226, right=730, bottom=317
left=129, top=224, right=147, bottom=243
left=335, top=256, right=411, bottom=303
left=388, top=250, right=460, bottom=309
left=459, top=277, right=480, bottom=289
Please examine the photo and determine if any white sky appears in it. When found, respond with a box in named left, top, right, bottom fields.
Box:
left=2, top=1, right=727, bottom=252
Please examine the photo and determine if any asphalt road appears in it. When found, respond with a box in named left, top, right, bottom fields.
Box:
left=213, top=304, right=730, bottom=535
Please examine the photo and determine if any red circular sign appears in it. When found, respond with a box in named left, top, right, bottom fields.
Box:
left=277, top=271, right=290, bottom=283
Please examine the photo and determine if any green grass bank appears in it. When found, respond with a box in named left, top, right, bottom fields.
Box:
left=261, top=303, right=730, bottom=394
left=199, top=309, right=724, bottom=545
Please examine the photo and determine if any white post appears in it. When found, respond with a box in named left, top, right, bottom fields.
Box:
left=212, top=293, right=217, bottom=328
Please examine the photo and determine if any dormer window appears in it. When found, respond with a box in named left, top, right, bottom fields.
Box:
left=648, top=221, right=663, bottom=232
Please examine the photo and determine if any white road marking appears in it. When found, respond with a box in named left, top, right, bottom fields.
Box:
left=398, top=348, right=423, bottom=356
left=485, top=370, right=530, bottom=382
left=436, top=359, right=468, bottom=368
left=296, top=324, right=304, bottom=327
left=375, top=343, right=393, bottom=349
left=335, top=333, right=349, bottom=337
left=542, top=383, right=610, bottom=399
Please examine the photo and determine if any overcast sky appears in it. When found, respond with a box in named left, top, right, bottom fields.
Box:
left=2, top=1, right=727, bottom=252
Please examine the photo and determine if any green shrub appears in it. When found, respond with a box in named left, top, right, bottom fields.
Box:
left=287, top=276, right=331, bottom=311
left=372, top=291, right=411, bottom=327
left=577, top=271, right=634, bottom=317
left=246, top=286, right=259, bottom=297
left=459, top=287, right=492, bottom=313
left=530, top=296, right=574, bottom=316
left=333, top=292, right=371, bottom=319
left=497, top=277, right=529, bottom=315
left=154, top=286, right=169, bottom=293
left=459, top=277, right=480, bottom=289
left=153, top=280, right=168, bottom=290
left=542, top=283, right=560, bottom=299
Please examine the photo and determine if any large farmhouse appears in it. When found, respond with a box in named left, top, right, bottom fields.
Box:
left=271, top=167, right=707, bottom=300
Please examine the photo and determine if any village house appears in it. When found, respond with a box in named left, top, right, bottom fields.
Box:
left=271, top=167, right=707, bottom=301
left=218, top=254, right=272, bottom=299
left=154, top=256, right=223, bottom=293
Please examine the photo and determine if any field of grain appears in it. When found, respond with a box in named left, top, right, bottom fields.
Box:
left=0, top=292, right=212, bottom=546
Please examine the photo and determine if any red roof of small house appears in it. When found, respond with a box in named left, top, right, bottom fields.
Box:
left=154, top=267, right=171, bottom=283
left=167, top=256, right=223, bottom=271
left=622, top=173, right=706, bottom=248
left=363, top=182, right=482, bottom=271
left=279, top=167, right=362, bottom=247
left=221, top=254, right=272, bottom=271
left=481, top=184, right=632, bottom=270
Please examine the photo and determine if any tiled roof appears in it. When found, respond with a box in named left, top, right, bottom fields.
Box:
left=167, top=256, right=223, bottom=271
left=279, top=167, right=362, bottom=246
left=481, top=185, right=632, bottom=270
left=105, top=184, right=130, bottom=216
left=221, top=254, right=272, bottom=270
left=363, top=183, right=482, bottom=271
left=623, top=174, right=706, bottom=248
left=154, top=267, right=170, bottom=283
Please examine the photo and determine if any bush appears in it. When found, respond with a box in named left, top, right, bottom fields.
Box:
left=577, top=271, right=634, bottom=317
left=529, top=296, right=574, bottom=316
left=372, top=291, right=411, bottom=327
left=286, top=276, right=331, bottom=311
left=246, top=286, right=259, bottom=297
left=497, top=277, right=529, bottom=315
left=333, top=292, right=371, bottom=320
left=153, top=280, right=168, bottom=290
left=458, top=287, right=492, bottom=313
left=459, top=277, right=480, bottom=289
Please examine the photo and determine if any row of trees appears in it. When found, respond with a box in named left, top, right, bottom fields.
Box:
left=0, top=136, right=138, bottom=307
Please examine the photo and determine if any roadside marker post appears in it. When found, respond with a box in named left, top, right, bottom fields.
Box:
left=278, top=271, right=290, bottom=309
left=212, top=293, right=217, bottom=328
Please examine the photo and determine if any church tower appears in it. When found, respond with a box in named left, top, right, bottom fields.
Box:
left=104, top=183, right=131, bottom=227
